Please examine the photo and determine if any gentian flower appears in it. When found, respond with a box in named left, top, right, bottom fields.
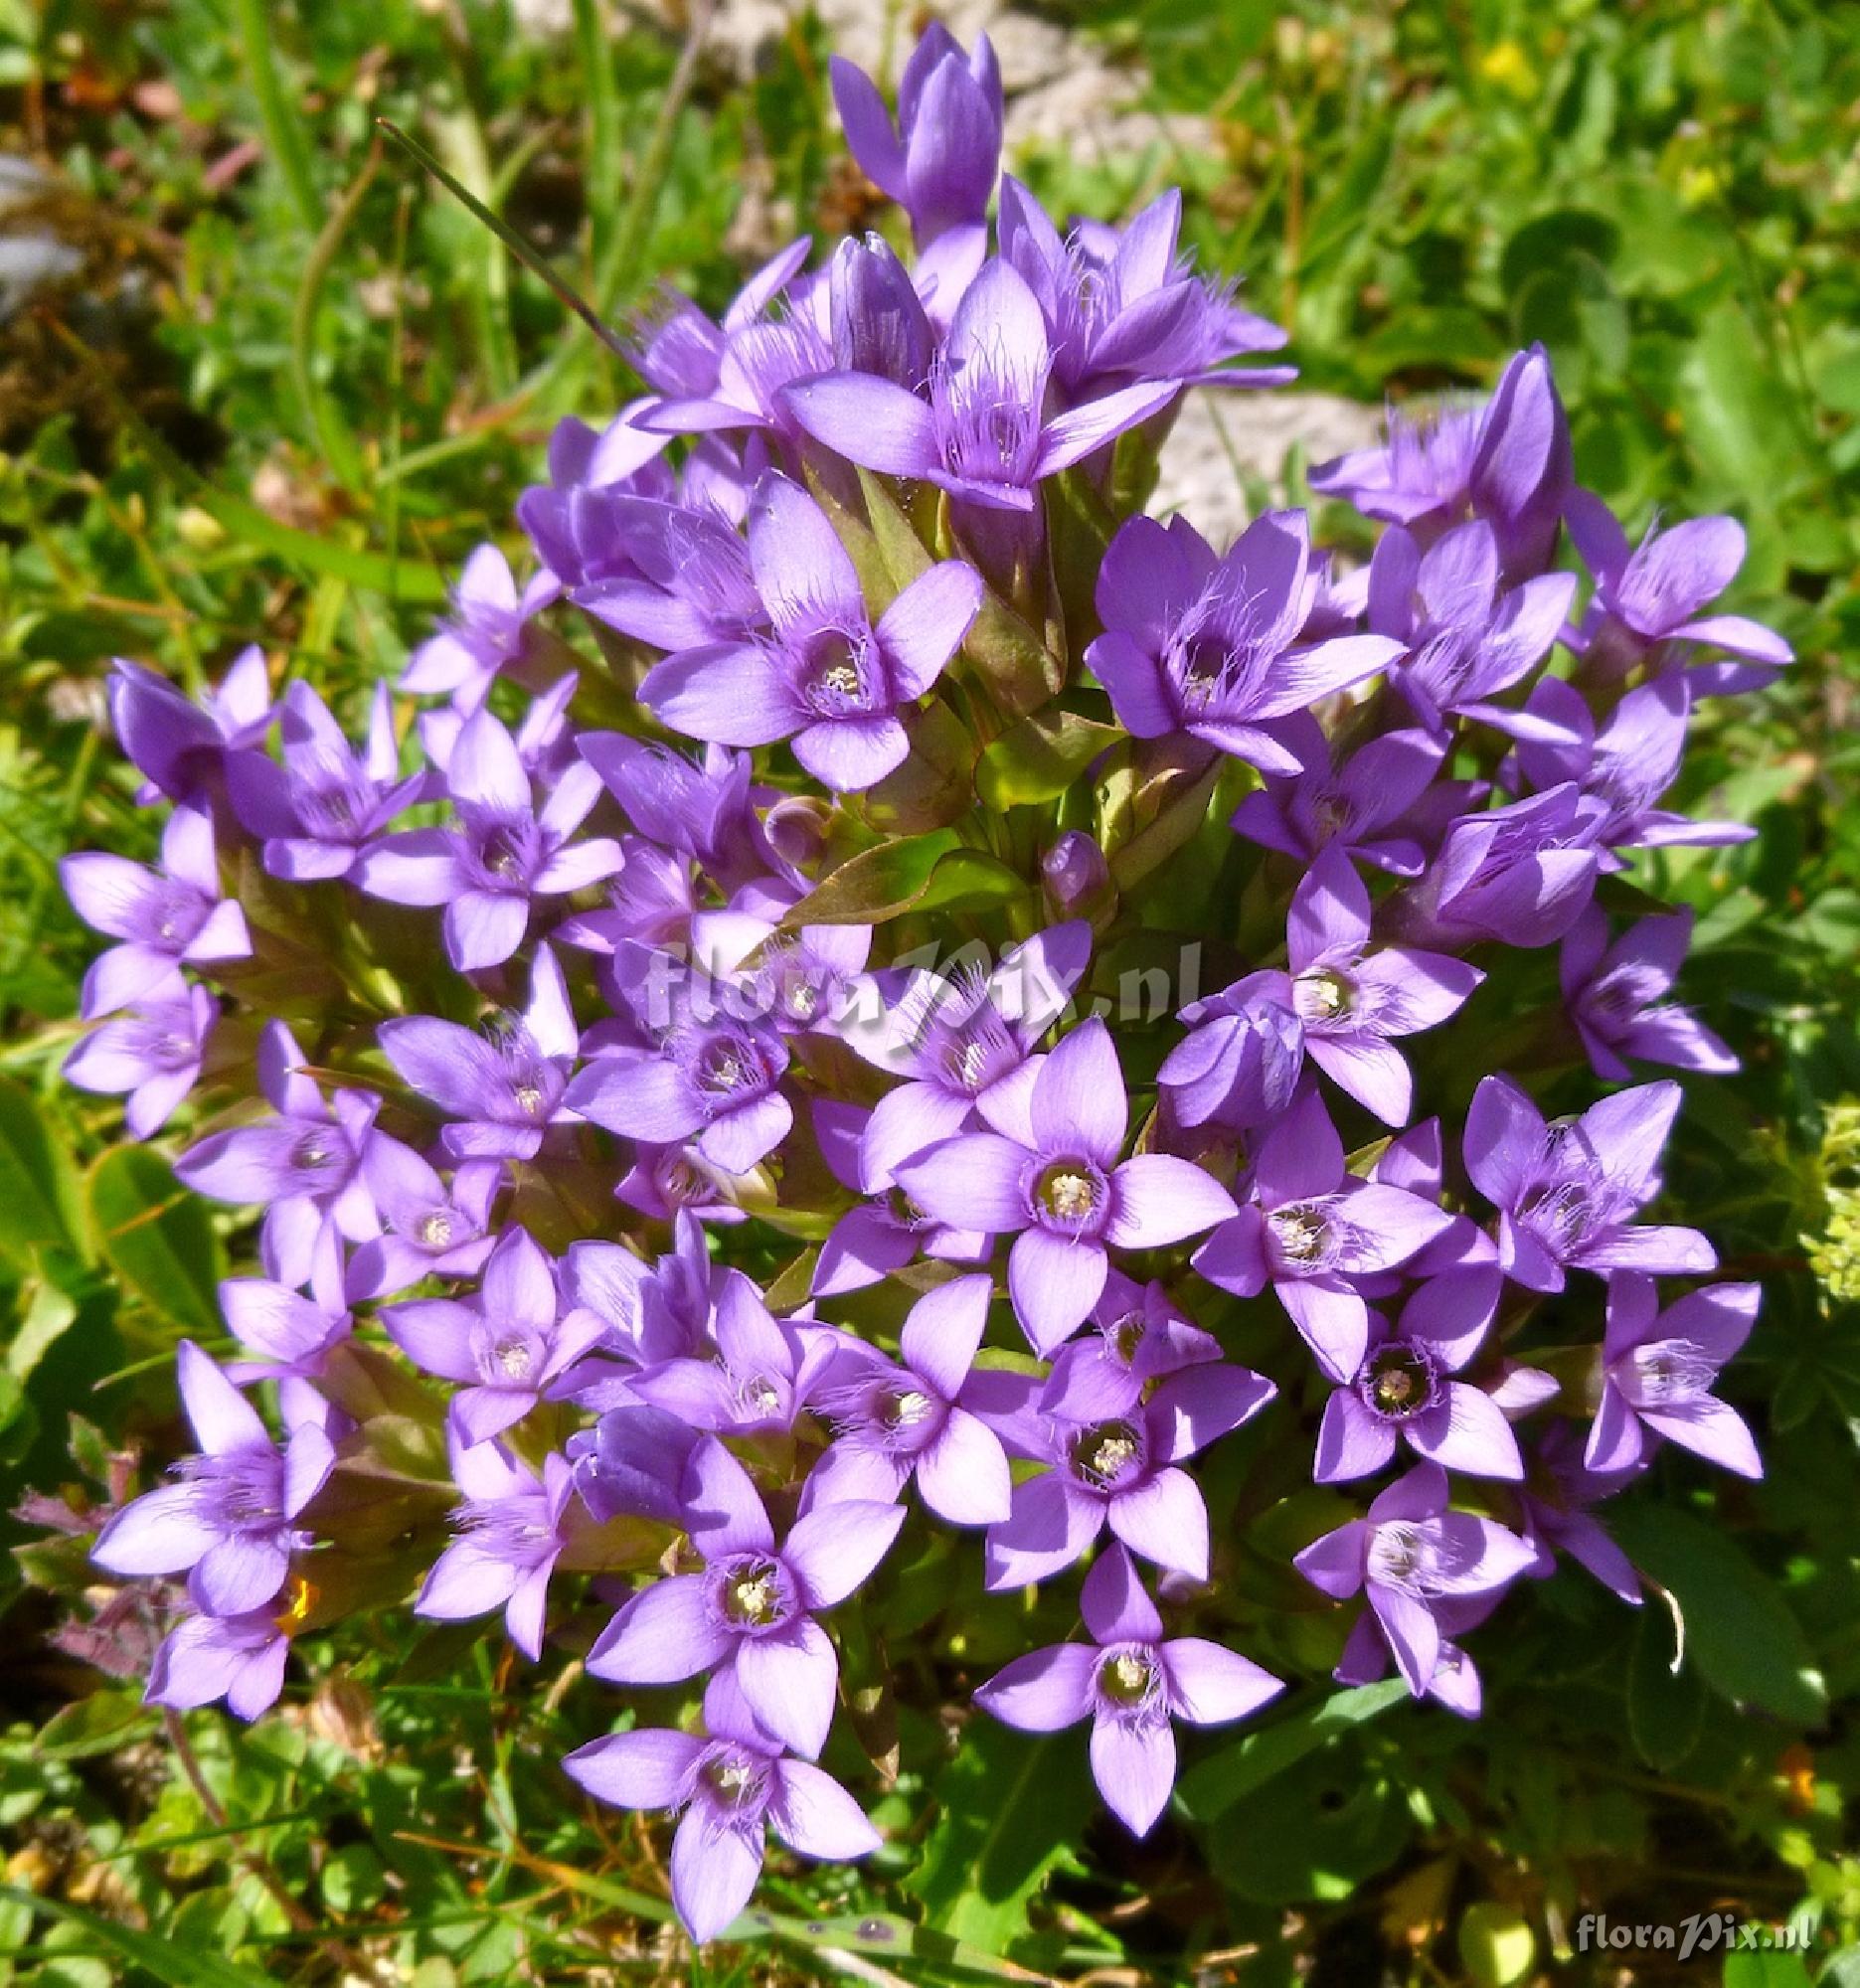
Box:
left=91, top=1341, right=334, bottom=1617
left=1309, top=345, right=1572, bottom=581
left=895, top=1016, right=1238, bottom=1354
left=1586, top=1274, right=1761, bottom=1480
left=1334, top=1592, right=1490, bottom=1718
left=1518, top=1422, right=1642, bottom=1603
left=416, top=1438, right=580, bottom=1660
left=1293, top=1461, right=1536, bottom=1695
left=220, top=1239, right=352, bottom=1394
left=1087, top=511, right=1401, bottom=774
left=1559, top=907, right=1736, bottom=1081
left=809, top=1099, right=989, bottom=1297
left=1389, top=784, right=1601, bottom=951
left=829, top=24, right=1002, bottom=246
left=145, top=1606, right=291, bottom=1722
left=1565, top=490, right=1791, bottom=692
left=383, top=1227, right=605, bottom=1445
left=638, top=475, right=982, bottom=791
left=400, top=542, right=559, bottom=712
left=981, top=1358, right=1274, bottom=1586
left=176, top=1020, right=381, bottom=1287
left=626, top=1268, right=839, bottom=1435
left=1158, top=970, right=1304, bottom=1136
left=1313, top=1268, right=1519, bottom=1481
left=564, top=1692, right=880, bottom=1944
left=1281, top=843, right=1482, bottom=1125
left=107, top=646, right=274, bottom=807
left=998, top=179, right=1292, bottom=402
left=1229, top=716, right=1451, bottom=878
left=356, top=704, right=623, bottom=972
left=975, top=1545, right=1282, bottom=1836
left=61, top=805, right=250, bottom=1019
left=807, top=1274, right=1013, bottom=1524
left=573, top=494, right=764, bottom=653
left=1039, top=1271, right=1224, bottom=1421
left=827, top=232, right=935, bottom=385
left=847, top=918, right=1092, bottom=1188
left=62, top=981, right=217, bottom=1137
left=377, top=943, right=579, bottom=1161
left=566, top=946, right=794, bottom=1176
left=226, top=680, right=428, bottom=881
left=1365, top=518, right=1577, bottom=739
left=786, top=259, right=1179, bottom=514
left=1194, top=1089, right=1454, bottom=1380
left=569, top=1403, right=703, bottom=1526
left=1464, top=1075, right=1716, bottom=1292
left=342, top=1134, right=502, bottom=1299
left=586, top=1434, right=905, bottom=1759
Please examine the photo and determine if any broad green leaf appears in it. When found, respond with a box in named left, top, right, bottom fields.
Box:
left=976, top=705, right=1122, bottom=810
left=902, top=1721, right=1092, bottom=1953
left=1107, top=755, right=1224, bottom=895
left=1626, top=1590, right=1706, bottom=1770
left=34, top=1688, right=161, bottom=1761
left=1609, top=1507, right=1825, bottom=1724
left=1458, top=1903, right=1536, bottom=1988
left=0, top=1076, right=83, bottom=1264
left=784, top=832, right=1025, bottom=927
left=1176, top=1680, right=1409, bottom=1821
left=85, top=1145, right=225, bottom=1338
left=0, top=1886, right=278, bottom=1988
left=960, top=591, right=1066, bottom=722
left=1723, top=1954, right=1816, bottom=1988
left=856, top=466, right=935, bottom=594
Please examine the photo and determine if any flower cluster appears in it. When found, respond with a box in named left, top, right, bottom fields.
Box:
left=62, top=21, right=1778, bottom=1947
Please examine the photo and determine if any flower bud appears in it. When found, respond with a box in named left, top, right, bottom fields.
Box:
left=829, top=234, right=933, bottom=388
left=1041, top=831, right=1112, bottom=919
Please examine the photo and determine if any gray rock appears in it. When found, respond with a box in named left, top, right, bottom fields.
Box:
left=1149, top=390, right=1384, bottom=543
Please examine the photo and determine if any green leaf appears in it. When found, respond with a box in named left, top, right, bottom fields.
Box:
left=960, top=592, right=1066, bottom=722
left=0, top=1886, right=278, bottom=1988
left=85, top=1145, right=225, bottom=1338
left=1626, top=1599, right=1705, bottom=1771
left=34, top=1689, right=161, bottom=1762
left=783, top=833, right=1025, bottom=927
left=0, top=1076, right=83, bottom=1265
left=976, top=704, right=1122, bottom=810
left=1609, top=1507, right=1825, bottom=1724
left=1723, top=1954, right=1816, bottom=1988
left=1176, top=1680, right=1409, bottom=1822
left=902, top=1720, right=1091, bottom=1953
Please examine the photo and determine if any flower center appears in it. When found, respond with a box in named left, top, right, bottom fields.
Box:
left=1269, top=1204, right=1330, bottom=1265
left=799, top=628, right=878, bottom=719
left=879, top=1387, right=932, bottom=1432
left=490, top=1332, right=537, bottom=1381
left=1176, top=633, right=1230, bottom=708
left=1035, top=1158, right=1104, bottom=1233
left=1107, top=1310, right=1146, bottom=1365
left=1293, top=969, right=1352, bottom=1023
left=722, top=1560, right=786, bottom=1629
left=293, top=1132, right=336, bottom=1174
left=699, top=1746, right=768, bottom=1811
left=1069, top=1418, right=1143, bottom=1491
left=1360, top=1343, right=1437, bottom=1422
left=1097, top=1645, right=1161, bottom=1710
left=418, top=1210, right=454, bottom=1248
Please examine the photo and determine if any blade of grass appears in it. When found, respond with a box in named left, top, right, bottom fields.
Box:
left=290, top=139, right=379, bottom=493
left=228, top=0, right=321, bottom=235
left=574, top=0, right=623, bottom=264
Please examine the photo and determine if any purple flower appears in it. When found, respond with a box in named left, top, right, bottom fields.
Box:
left=1586, top=1275, right=1761, bottom=1480
left=62, top=805, right=250, bottom=1019
left=1310, top=345, right=1573, bottom=581
left=400, top=543, right=559, bottom=711
left=1519, top=1422, right=1642, bottom=1603
left=786, top=260, right=1179, bottom=514
left=1230, top=716, right=1450, bottom=878
left=62, top=981, right=217, bottom=1138
left=563, top=1210, right=719, bottom=1377
left=586, top=1434, right=905, bottom=1759
left=1314, top=1268, right=1519, bottom=1481
left=220, top=1245, right=352, bottom=1391
left=377, top=943, right=579, bottom=1161
left=1334, top=1594, right=1489, bottom=1717
left=1039, top=1271, right=1224, bottom=1421
left=343, top=1134, right=502, bottom=1299
left=1281, top=844, right=1483, bottom=1126
left=627, top=1268, right=839, bottom=1436
left=573, top=493, right=764, bottom=654
left=1464, top=1075, right=1716, bottom=1292
left=356, top=705, right=622, bottom=972
left=975, top=1545, right=1281, bottom=1837
left=226, top=680, right=429, bottom=881
left=981, top=1359, right=1273, bottom=1587
left=998, top=179, right=1292, bottom=402
left=829, top=24, right=1002, bottom=246
left=564, top=1693, right=880, bottom=1944
left=638, top=475, right=982, bottom=791
left=809, top=1098, right=989, bottom=1297
left=416, top=1438, right=579, bottom=1660
left=808, top=1274, right=1013, bottom=1524
left=383, top=1227, right=604, bottom=1446
left=91, top=1341, right=334, bottom=1617
left=623, top=238, right=813, bottom=414
left=1389, top=784, right=1601, bottom=950
left=107, top=646, right=274, bottom=807
left=146, top=1606, right=291, bottom=1722
left=577, top=733, right=792, bottom=900
left=566, top=948, right=793, bottom=1176
left=827, top=232, right=935, bottom=385
left=1158, top=970, right=1303, bottom=1136
left=1194, top=1089, right=1454, bottom=1380
left=1366, top=519, right=1576, bottom=738
left=896, top=1017, right=1238, bottom=1354
left=847, top=919, right=1092, bottom=1188
left=1560, top=907, right=1736, bottom=1081
left=1293, top=1461, right=1536, bottom=1695
left=1087, top=511, right=1401, bottom=773
left=1041, top=831, right=1111, bottom=918
left=1565, top=491, right=1791, bottom=692
left=176, top=1021, right=381, bottom=1287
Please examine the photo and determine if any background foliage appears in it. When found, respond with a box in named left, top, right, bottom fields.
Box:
left=1, top=1, right=1857, bottom=1982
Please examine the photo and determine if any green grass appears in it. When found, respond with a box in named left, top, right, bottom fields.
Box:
left=1, top=1, right=1858, bottom=1983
